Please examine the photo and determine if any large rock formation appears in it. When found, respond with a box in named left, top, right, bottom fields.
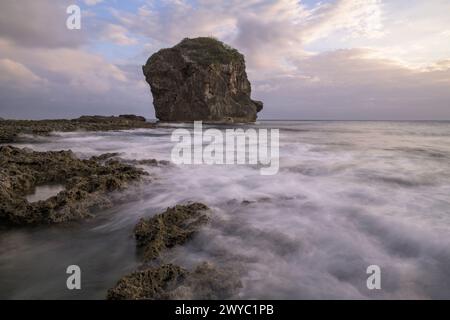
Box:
left=143, top=37, right=263, bottom=123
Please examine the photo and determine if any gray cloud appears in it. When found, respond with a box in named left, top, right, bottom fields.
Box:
left=254, top=49, right=450, bottom=120
left=0, top=78, right=152, bottom=120
left=0, top=0, right=88, bottom=48
left=0, top=0, right=449, bottom=120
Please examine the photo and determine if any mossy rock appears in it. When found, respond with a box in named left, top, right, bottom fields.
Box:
left=0, top=146, right=147, bottom=225
left=175, top=37, right=243, bottom=66
left=107, top=264, right=187, bottom=300
left=134, top=203, right=210, bottom=261
left=107, top=262, right=241, bottom=300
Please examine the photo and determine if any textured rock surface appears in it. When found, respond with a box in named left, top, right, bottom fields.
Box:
left=134, top=203, right=210, bottom=261
left=107, top=262, right=241, bottom=300
left=0, top=115, right=153, bottom=143
left=0, top=146, right=147, bottom=225
left=107, top=202, right=242, bottom=300
left=107, top=264, right=187, bottom=300
left=143, top=37, right=263, bottom=122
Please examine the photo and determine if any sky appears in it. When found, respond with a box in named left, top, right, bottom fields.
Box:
left=0, top=0, right=449, bottom=120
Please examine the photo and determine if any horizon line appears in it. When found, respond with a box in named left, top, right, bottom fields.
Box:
left=2, top=116, right=450, bottom=122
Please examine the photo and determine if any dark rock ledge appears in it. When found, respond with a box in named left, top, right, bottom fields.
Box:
left=134, top=202, right=210, bottom=261
left=0, top=146, right=148, bottom=225
left=0, top=115, right=153, bottom=143
left=107, top=203, right=242, bottom=300
left=107, top=262, right=241, bottom=300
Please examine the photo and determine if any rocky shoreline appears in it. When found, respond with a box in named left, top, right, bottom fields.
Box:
left=134, top=203, right=211, bottom=262
left=0, top=115, right=157, bottom=225
left=0, top=117, right=239, bottom=299
left=0, top=114, right=154, bottom=143
left=0, top=146, right=148, bottom=225
left=0, top=37, right=266, bottom=299
left=107, top=262, right=241, bottom=300
left=108, top=203, right=241, bottom=300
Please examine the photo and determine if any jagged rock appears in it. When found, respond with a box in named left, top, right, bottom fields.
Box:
left=107, top=262, right=241, bottom=300
left=125, top=159, right=171, bottom=167
left=107, top=264, right=187, bottom=300
left=88, top=154, right=170, bottom=167
left=143, top=37, right=263, bottom=123
left=107, top=202, right=243, bottom=300
left=90, top=153, right=121, bottom=162
left=0, top=146, right=147, bottom=225
left=134, top=203, right=210, bottom=261
left=166, top=262, right=242, bottom=300
left=0, top=115, right=154, bottom=143
left=118, top=114, right=146, bottom=122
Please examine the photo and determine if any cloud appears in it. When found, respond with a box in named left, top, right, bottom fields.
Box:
left=253, top=48, right=450, bottom=120
left=111, top=0, right=237, bottom=46
left=0, top=58, right=46, bottom=88
left=84, top=0, right=103, bottom=5
left=0, top=0, right=449, bottom=120
left=0, top=37, right=150, bottom=120
left=101, top=24, right=138, bottom=46
left=0, top=0, right=86, bottom=48
left=300, top=0, right=384, bottom=43
left=0, top=0, right=148, bottom=120
left=0, top=39, right=128, bottom=93
left=114, top=0, right=384, bottom=71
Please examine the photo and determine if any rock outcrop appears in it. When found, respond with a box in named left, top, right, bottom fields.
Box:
left=143, top=37, right=263, bottom=123
left=107, top=262, right=241, bottom=300
left=107, top=202, right=242, bottom=300
left=0, top=146, right=147, bottom=225
left=134, top=203, right=210, bottom=261
left=0, top=115, right=153, bottom=143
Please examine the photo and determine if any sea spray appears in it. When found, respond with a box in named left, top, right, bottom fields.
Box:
left=171, top=121, right=279, bottom=175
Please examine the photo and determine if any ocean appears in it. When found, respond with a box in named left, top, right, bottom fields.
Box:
left=1, top=121, right=450, bottom=299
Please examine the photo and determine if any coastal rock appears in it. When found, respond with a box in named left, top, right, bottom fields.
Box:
left=107, top=202, right=243, bottom=300
left=89, top=154, right=171, bottom=167
left=0, top=115, right=154, bottom=143
left=143, top=37, right=263, bottom=123
left=134, top=203, right=210, bottom=261
left=167, top=262, right=242, bottom=300
left=107, top=264, right=187, bottom=300
left=124, top=158, right=171, bottom=167
left=107, top=262, right=241, bottom=300
left=0, top=146, right=147, bottom=225
left=118, top=114, right=146, bottom=122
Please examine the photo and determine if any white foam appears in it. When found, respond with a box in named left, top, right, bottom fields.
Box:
left=8, top=121, right=450, bottom=299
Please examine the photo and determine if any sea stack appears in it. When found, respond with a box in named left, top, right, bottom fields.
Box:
left=142, top=37, right=263, bottom=123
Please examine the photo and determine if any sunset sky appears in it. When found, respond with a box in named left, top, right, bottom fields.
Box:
left=1, top=0, right=449, bottom=120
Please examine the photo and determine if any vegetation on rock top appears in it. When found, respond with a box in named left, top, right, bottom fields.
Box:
left=175, top=37, right=243, bottom=66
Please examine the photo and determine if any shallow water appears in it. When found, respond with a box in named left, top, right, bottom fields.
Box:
left=1, top=121, right=450, bottom=299
left=26, top=185, right=65, bottom=203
